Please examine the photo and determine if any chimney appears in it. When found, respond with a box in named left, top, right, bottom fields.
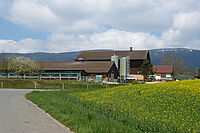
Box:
left=130, top=47, right=133, bottom=52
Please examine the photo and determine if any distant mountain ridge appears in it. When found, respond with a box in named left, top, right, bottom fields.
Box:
left=0, top=48, right=199, bottom=68
left=150, top=48, right=200, bottom=68
left=0, top=51, right=81, bottom=62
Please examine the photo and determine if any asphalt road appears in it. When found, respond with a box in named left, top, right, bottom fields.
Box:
left=0, top=89, right=72, bottom=133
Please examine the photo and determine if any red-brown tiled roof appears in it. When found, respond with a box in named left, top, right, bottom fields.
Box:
left=153, top=65, right=173, bottom=74
left=40, top=61, right=115, bottom=73
left=75, top=50, right=149, bottom=61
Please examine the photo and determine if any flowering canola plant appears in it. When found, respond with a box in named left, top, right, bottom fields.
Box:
left=70, top=80, right=200, bottom=132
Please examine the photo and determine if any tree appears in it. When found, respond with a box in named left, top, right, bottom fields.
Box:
left=161, top=55, right=184, bottom=67
left=139, top=60, right=154, bottom=80
left=198, top=68, right=200, bottom=78
left=0, top=52, right=9, bottom=77
left=8, top=56, right=40, bottom=78
left=37, top=63, right=43, bottom=79
left=161, top=55, right=197, bottom=76
left=161, top=55, right=185, bottom=76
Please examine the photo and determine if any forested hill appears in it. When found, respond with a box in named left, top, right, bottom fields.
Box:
left=0, top=48, right=200, bottom=68
left=150, top=48, right=200, bottom=68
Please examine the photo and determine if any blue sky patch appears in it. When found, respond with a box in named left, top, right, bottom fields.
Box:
left=0, top=17, right=49, bottom=41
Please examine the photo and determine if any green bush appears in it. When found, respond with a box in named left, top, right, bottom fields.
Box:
left=132, top=81, right=145, bottom=85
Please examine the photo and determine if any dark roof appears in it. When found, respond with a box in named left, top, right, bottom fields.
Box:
left=153, top=65, right=173, bottom=74
left=75, top=50, right=149, bottom=61
left=40, top=61, right=115, bottom=73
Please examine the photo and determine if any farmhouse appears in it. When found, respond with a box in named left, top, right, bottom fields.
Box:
left=153, top=65, right=174, bottom=81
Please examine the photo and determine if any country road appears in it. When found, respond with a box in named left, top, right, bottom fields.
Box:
left=0, top=89, right=72, bottom=133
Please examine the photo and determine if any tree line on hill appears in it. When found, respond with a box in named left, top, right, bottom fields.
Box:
left=161, top=55, right=198, bottom=77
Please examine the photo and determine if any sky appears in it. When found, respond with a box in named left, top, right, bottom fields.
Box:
left=0, top=0, right=200, bottom=53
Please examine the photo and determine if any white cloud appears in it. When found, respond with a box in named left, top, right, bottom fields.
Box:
left=89, top=29, right=164, bottom=50
left=161, top=11, right=200, bottom=49
left=173, top=11, right=200, bottom=33
left=1, top=0, right=200, bottom=52
left=0, top=38, right=43, bottom=53
left=0, top=29, right=165, bottom=53
left=8, top=0, right=103, bottom=33
left=0, top=0, right=13, bottom=17
left=0, top=39, right=16, bottom=52
left=8, top=0, right=59, bottom=32
left=46, top=29, right=164, bottom=52
left=105, top=0, right=200, bottom=32
left=7, top=0, right=200, bottom=33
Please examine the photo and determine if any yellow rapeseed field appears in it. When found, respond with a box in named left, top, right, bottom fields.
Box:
left=71, top=79, right=200, bottom=132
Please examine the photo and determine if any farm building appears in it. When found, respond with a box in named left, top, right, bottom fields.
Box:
left=40, top=48, right=150, bottom=81
left=40, top=61, right=118, bottom=82
left=0, top=61, right=118, bottom=82
left=153, top=65, right=174, bottom=81
left=75, top=48, right=151, bottom=80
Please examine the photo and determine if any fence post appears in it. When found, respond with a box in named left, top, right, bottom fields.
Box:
left=87, top=83, right=89, bottom=89
left=62, top=83, right=65, bottom=90
left=34, top=81, right=37, bottom=89
left=106, top=84, right=107, bottom=89
left=1, top=82, right=3, bottom=88
left=60, top=74, right=62, bottom=80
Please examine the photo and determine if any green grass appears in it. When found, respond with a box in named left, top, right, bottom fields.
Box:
left=26, top=91, right=140, bottom=133
left=0, top=78, right=121, bottom=90
left=174, top=75, right=195, bottom=80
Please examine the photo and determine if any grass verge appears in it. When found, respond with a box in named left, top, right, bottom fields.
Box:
left=25, top=91, right=140, bottom=133
left=0, top=78, right=122, bottom=90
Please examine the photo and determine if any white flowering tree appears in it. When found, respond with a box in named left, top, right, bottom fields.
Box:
left=8, top=56, right=40, bottom=78
left=0, top=52, right=9, bottom=77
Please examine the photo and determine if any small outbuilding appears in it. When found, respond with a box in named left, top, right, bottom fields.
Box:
left=153, top=65, right=174, bottom=81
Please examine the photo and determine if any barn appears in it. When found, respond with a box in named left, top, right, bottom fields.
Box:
left=40, top=61, right=118, bottom=82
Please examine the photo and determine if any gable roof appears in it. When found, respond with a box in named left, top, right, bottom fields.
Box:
left=153, top=65, right=173, bottom=74
left=40, top=61, right=115, bottom=73
left=75, top=50, right=149, bottom=61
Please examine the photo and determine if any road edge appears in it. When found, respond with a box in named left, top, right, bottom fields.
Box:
left=25, top=97, right=74, bottom=133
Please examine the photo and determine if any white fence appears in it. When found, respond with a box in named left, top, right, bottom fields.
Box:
left=0, top=74, right=117, bottom=83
